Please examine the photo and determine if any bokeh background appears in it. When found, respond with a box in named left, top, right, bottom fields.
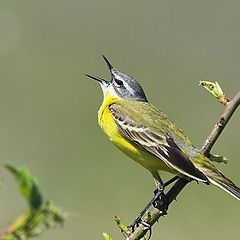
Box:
left=0, top=1, right=240, bottom=239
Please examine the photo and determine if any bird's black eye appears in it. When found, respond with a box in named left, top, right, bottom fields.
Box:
left=114, top=78, right=124, bottom=86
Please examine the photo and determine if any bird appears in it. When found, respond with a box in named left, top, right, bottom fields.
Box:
left=86, top=55, right=240, bottom=202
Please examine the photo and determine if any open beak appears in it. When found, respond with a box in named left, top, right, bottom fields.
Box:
left=86, top=55, right=113, bottom=85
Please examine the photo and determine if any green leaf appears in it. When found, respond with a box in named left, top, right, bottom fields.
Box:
left=103, top=232, right=112, bottom=240
left=208, top=154, right=228, bottom=164
left=114, top=216, right=130, bottom=235
left=199, top=80, right=229, bottom=105
left=5, top=164, right=42, bottom=209
left=0, top=164, right=66, bottom=240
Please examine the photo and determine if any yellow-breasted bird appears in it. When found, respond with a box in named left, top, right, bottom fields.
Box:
left=86, top=55, right=240, bottom=201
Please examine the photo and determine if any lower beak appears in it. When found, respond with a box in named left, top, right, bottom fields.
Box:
left=85, top=74, right=109, bottom=86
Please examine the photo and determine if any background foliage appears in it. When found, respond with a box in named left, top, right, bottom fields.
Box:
left=0, top=1, right=239, bottom=239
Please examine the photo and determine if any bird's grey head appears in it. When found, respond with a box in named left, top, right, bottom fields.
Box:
left=86, top=55, right=148, bottom=102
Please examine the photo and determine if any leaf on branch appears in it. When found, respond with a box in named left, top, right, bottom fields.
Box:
left=103, top=232, right=112, bottom=240
left=114, top=216, right=130, bottom=235
left=144, top=211, right=152, bottom=223
left=208, top=154, right=228, bottom=164
left=0, top=164, right=66, bottom=240
left=5, top=164, right=43, bottom=209
left=199, top=80, right=229, bottom=105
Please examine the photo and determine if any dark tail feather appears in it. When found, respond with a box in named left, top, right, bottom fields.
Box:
left=208, top=173, right=240, bottom=200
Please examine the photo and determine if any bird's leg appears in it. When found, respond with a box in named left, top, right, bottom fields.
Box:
left=128, top=186, right=163, bottom=230
left=153, top=175, right=179, bottom=212
left=128, top=174, right=179, bottom=230
left=163, top=175, right=179, bottom=188
left=128, top=173, right=163, bottom=230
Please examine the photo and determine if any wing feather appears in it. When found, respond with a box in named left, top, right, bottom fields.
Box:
left=109, top=104, right=208, bottom=182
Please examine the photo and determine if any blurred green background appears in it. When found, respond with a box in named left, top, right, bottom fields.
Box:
left=0, top=1, right=240, bottom=239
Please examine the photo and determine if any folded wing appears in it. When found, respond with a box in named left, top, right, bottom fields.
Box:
left=109, top=104, right=208, bottom=182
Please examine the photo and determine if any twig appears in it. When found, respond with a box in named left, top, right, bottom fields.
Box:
left=127, top=87, right=240, bottom=240
left=201, top=90, right=240, bottom=156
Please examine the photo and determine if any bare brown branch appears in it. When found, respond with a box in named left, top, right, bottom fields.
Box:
left=201, top=90, right=240, bottom=156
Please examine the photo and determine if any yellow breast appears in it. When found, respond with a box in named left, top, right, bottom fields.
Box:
left=97, top=92, right=175, bottom=173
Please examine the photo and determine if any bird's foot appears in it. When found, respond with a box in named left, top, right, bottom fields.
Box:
left=127, top=215, right=142, bottom=231
left=128, top=219, right=152, bottom=239
left=128, top=186, right=165, bottom=231
left=153, top=188, right=168, bottom=214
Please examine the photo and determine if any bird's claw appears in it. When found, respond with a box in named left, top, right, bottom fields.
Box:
left=141, top=221, right=151, bottom=229
left=142, top=221, right=152, bottom=240
left=153, top=191, right=168, bottom=214
left=128, top=219, right=152, bottom=240
left=127, top=216, right=142, bottom=231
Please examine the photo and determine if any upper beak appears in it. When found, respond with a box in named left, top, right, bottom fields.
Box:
left=85, top=74, right=109, bottom=85
left=102, top=54, right=113, bottom=71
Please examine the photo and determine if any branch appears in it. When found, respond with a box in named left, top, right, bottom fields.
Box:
left=125, top=83, right=240, bottom=240
left=201, top=90, right=240, bottom=156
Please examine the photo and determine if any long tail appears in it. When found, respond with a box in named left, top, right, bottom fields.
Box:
left=198, top=165, right=240, bottom=200
left=194, top=154, right=240, bottom=200
left=207, top=172, right=240, bottom=200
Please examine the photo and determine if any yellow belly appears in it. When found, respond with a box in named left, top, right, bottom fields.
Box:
left=98, top=100, right=175, bottom=174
